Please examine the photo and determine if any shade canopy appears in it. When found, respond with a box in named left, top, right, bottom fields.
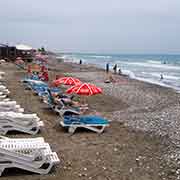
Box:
left=16, top=44, right=33, bottom=51
left=66, top=83, right=102, bottom=96
left=53, top=77, right=81, bottom=86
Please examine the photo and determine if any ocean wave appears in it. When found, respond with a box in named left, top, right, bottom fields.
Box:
left=150, top=72, right=180, bottom=80
left=88, top=55, right=112, bottom=59
left=121, top=69, right=136, bottom=79
left=123, top=62, right=180, bottom=70
left=147, top=60, right=162, bottom=64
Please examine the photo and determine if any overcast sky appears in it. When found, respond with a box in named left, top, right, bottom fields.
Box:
left=0, top=0, right=180, bottom=53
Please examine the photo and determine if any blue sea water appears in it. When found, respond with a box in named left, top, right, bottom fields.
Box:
left=59, top=53, right=180, bottom=92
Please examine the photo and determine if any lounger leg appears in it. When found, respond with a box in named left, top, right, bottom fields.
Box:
left=68, top=126, right=77, bottom=134
left=83, top=126, right=106, bottom=133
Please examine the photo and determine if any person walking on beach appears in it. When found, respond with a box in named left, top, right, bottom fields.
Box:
left=113, top=64, right=117, bottom=74
left=79, top=59, right=82, bottom=65
left=106, top=63, right=109, bottom=74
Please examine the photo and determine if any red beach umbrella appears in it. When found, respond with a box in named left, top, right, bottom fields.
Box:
left=66, top=83, right=102, bottom=96
left=53, top=77, right=81, bottom=86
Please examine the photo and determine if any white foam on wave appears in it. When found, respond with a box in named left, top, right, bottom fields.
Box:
left=122, top=61, right=180, bottom=70
left=121, top=69, right=136, bottom=78
left=89, top=55, right=112, bottom=59
left=147, top=60, right=162, bottom=64
left=135, top=77, right=180, bottom=92
left=121, top=69, right=180, bottom=92
left=150, top=72, right=180, bottom=80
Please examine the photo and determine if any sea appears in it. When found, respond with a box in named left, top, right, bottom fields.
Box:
left=57, top=53, right=180, bottom=92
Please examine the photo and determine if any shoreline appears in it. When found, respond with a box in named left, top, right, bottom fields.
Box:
left=0, top=58, right=180, bottom=179
left=61, top=55, right=180, bottom=93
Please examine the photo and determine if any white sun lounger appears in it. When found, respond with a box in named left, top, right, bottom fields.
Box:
left=0, top=112, right=43, bottom=134
left=0, top=112, right=40, bottom=122
left=0, top=95, right=8, bottom=100
left=0, top=101, right=16, bottom=106
left=0, top=148, right=57, bottom=175
left=0, top=137, right=60, bottom=176
left=0, top=106, right=24, bottom=113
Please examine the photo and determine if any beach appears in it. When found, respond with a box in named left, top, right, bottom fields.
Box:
left=0, top=56, right=180, bottom=180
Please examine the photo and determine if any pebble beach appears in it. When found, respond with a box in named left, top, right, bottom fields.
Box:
left=0, top=55, right=180, bottom=180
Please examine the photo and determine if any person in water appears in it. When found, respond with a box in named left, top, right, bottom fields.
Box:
left=160, top=74, right=164, bottom=80
left=113, top=64, right=117, bottom=74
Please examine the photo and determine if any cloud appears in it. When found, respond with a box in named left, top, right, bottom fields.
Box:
left=0, top=0, right=180, bottom=53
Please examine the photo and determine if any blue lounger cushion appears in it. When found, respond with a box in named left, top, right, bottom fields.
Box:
left=37, top=87, right=60, bottom=96
left=22, top=75, right=40, bottom=82
left=64, top=115, right=109, bottom=125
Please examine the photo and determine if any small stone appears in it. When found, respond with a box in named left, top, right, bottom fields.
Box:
left=78, top=173, right=82, bottom=177
left=102, top=166, right=107, bottom=170
left=114, top=148, right=118, bottom=152
left=84, top=167, right=87, bottom=171
left=96, top=152, right=100, bottom=155
left=129, top=168, right=133, bottom=173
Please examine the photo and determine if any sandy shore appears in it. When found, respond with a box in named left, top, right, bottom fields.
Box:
left=0, top=57, right=180, bottom=180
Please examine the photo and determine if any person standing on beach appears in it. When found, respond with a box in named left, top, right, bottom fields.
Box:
left=79, top=59, right=82, bottom=65
left=118, top=68, right=122, bottom=75
left=113, top=64, right=117, bottom=74
left=106, top=63, right=109, bottom=74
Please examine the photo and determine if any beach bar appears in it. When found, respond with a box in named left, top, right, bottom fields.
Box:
left=0, top=43, right=34, bottom=62
left=0, top=44, right=16, bottom=61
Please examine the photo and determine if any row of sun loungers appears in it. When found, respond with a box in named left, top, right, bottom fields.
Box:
left=0, top=71, right=60, bottom=176
left=0, top=75, right=43, bottom=135
left=22, top=76, right=110, bottom=134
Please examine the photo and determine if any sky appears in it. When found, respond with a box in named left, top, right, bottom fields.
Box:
left=0, top=0, right=180, bottom=54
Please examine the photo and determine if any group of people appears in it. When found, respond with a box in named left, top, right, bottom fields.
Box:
left=50, top=91, right=88, bottom=113
left=104, top=63, right=122, bottom=83
left=27, top=64, right=49, bottom=81
left=106, top=63, right=122, bottom=75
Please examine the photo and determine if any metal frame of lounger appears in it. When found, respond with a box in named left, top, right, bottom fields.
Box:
left=60, top=121, right=109, bottom=134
